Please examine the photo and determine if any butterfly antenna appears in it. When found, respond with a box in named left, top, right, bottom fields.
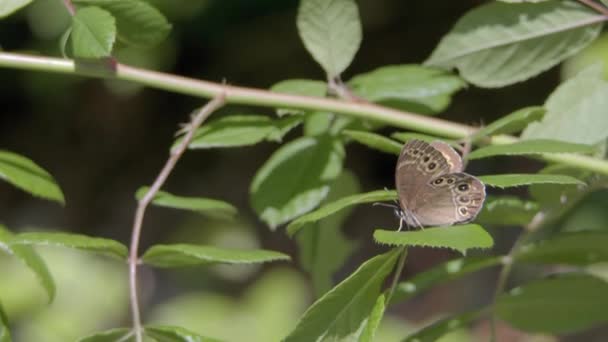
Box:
left=372, top=202, right=399, bottom=209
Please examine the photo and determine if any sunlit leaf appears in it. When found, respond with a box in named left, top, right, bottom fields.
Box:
left=71, top=6, right=116, bottom=58
left=0, top=150, right=65, bottom=204
left=472, top=106, right=545, bottom=140
left=0, top=0, right=32, bottom=18
left=296, top=171, right=359, bottom=296
left=0, top=225, right=55, bottom=302
left=468, top=139, right=595, bottom=160
left=476, top=196, right=539, bottom=226
left=342, top=130, right=402, bottom=155
left=425, top=1, right=603, bottom=87
left=496, top=274, right=608, bottom=333
left=141, top=244, right=290, bottom=268
left=73, top=0, right=171, bottom=47
left=283, top=249, right=400, bottom=342
left=349, top=65, right=465, bottom=114
left=77, top=328, right=133, bottom=342
left=373, top=224, right=493, bottom=255
left=11, top=232, right=128, bottom=260
left=297, top=0, right=362, bottom=77
left=287, top=189, right=397, bottom=236
left=390, top=256, right=502, bottom=304
left=523, top=64, right=608, bottom=145
left=479, top=174, right=585, bottom=188
left=404, top=309, right=485, bottom=342
left=145, top=325, right=222, bottom=342
left=516, top=232, right=608, bottom=265
left=135, top=187, right=236, bottom=219
left=250, top=136, right=345, bottom=229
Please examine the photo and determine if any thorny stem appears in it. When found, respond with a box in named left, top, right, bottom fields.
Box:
left=386, top=247, right=408, bottom=305
left=128, top=93, right=226, bottom=342
left=578, top=0, right=608, bottom=17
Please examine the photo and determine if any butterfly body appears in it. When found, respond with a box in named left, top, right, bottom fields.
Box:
left=395, top=139, right=485, bottom=229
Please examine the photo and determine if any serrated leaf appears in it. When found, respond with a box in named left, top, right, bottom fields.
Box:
left=529, top=164, right=589, bottom=209
left=141, top=244, right=290, bottom=268
left=250, top=136, right=345, bottom=229
left=297, top=0, right=362, bottom=77
left=468, top=139, right=595, bottom=160
left=479, top=173, right=586, bottom=188
left=73, top=0, right=171, bottom=47
left=373, top=224, right=493, bottom=255
left=516, top=232, right=608, bottom=265
left=476, top=195, right=539, bottom=226
left=0, top=299, right=10, bottom=342
left=349, top=65, right=465, bottom=114
left=404, top=309, right=485, bottom=342
left=183, top=115, right=301, bottom=149
left=342, top=130, right=402, bottom=155
left=11, top=232, right=128, bottom=259
left=0, top=0, right=32, bottom=18
left=136, top=187, right=236, bottom=219
left=425, top=1, right=603, bottom=87
left=270, top=79, right=327, bottom=116
left=71, top=6, right=116, bottom=58
left=472, top=106, right=545, bottom=140
left=283, top=249, right=400, bottom=342
left=145, top=325, right=222, bottom=342
left=287, top=189, right=397, bottom=236
left=523, top=64, right=608, bottom=144
left=358, top=294, right=385, bottom=342
left=0, top=150, right=65, bottom=204
left=391, top=132, right=459, bottom=147
left=77, top=328, right=133, bottom=342
left=496, top=274, right=608, bottom=333
left=296, top=171, right=360, bottom=296
left=0, top=225, right=55, bottom=302
left=390, top=256, right=502, bottom=305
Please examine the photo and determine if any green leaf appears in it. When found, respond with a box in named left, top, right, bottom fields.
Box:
left=479, top=173, right=586, bottom=188
left=0, top=0, right=32, bottom=18
left=0, top=225, right=56, bottom=302
left=141, top=244, right=290, bottom=268
left=11, top=232, right=128, bottom=259
left=349, top=65, right=465, bottom=114
left=0, top=299, right=10, bottom=342
left=73, top=0, right=171, bottom=47
left=71, top=6, right=116, bottom=58
left=373, top=224, right=493, bottom=255
left=476, top=196, right=539, bottom=226
left=391, top=256, right=502, bottom=304
left=516, top=232, right=608, bottom=265
left=270, top=79, right=327, bottom=116
left=404, top=308, right=485, bottom=342
left=468, top=139, right=595, bottom=160
left=425, top=1, right=603, bottom=87
left=287, top=189, right=397, bottom=236
left=296, top=0, right=362, bottom=77
left=77, top=328, right=133, bottom=342
left=145, top=325, right=222, bottom=342
left=283, top=249, right=400, bottom=342
left=250, top=136, right=345, bottom=229
left=472, top=106, right=545, bottom=140
left=0, top=150, right=65, bottom=204
left=358, top=294, right=385, bottom=342
left=304, top=112, right=333, bottom=136
left=183, top=115, right=301, bottom=149
left=135, top=187, right=237, bottom=219
left=523, top=64, right=608, bottom=144
left=342, top=130, right=402, bottom=155
left=391, top=132, right=459, bottom=147
left=529, top=165, right=590, bottom=209
left=296, top=171, right=360, bottom=296
left=496, top=274, right=608, bottom=333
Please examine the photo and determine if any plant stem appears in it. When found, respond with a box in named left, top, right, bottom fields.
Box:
left=62, top=0, right=75, bottom=15
left=386, top=247, right=408, bottom=305
left=127, top=93, right=226, bottom=342
left=578, top=0, right=608, bottom=17
left=2, top=52, right=608, bottom=175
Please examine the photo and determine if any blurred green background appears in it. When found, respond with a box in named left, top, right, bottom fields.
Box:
left=1, top=0, right=608, bottom=341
